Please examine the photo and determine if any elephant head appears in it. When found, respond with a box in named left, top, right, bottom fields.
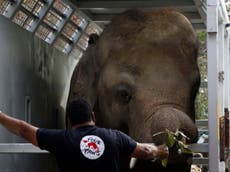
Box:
left=67, top=9, right=200, bottom=171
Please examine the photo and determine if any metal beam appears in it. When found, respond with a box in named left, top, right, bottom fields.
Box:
left=193, top=0, right=207, bottom=26
left=207, top=0, right=220, bottom=171
left=196, top=119, right=208, bottom=127
left=183, top=11, right=206, bottom=19
left=94, top=22, right=205, bottom=30
left=75, top=0, right=195, bottom=9
left=93, top=20, right=205, bottom=30
left=91, top=12, right=204, bottom=22
left=189, top=143, right=209, bottom=153
left=0, top=143, right=48, bottom=154
left=82, top=7, right=201, bottom=16
left=81, top=6, right=199, bottom=13
left=192, top=157, right=209, bottom=165
left=190, top=18, right=204, bottom=23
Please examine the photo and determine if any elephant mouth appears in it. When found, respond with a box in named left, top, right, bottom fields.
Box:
left=129, top=158, right=165, bottom=171
left=129, top=154, right=192, bottom=171
left=128, top=107, right=197, bottom=171
left=129, top=158, right=156, bottom=171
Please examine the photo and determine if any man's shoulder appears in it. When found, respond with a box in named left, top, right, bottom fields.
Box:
left=95, top=126, right=119, bottom=135
left=96, top=127, right=133, bottom=144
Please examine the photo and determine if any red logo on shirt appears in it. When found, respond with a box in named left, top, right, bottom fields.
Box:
left=80, top=135, right=105, bottom=160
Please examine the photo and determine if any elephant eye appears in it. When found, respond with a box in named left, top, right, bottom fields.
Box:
left=116, top=85, right=132, bottom=104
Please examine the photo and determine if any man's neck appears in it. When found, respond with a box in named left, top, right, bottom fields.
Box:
left=71, top=121, right=95, bottom=130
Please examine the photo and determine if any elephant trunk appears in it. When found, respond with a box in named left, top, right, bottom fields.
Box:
left=151, top=107, right=198, bottom=145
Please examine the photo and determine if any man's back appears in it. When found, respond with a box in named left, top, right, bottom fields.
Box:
left=0, top=99, right=168, bottom=172
left=37, top=125, right=136, bottom=172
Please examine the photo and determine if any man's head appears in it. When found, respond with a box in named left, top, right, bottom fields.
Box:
left=66, top=98, right=93, bottom=126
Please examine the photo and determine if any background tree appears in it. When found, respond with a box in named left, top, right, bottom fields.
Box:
left=195, top=31, right=208, bottom=119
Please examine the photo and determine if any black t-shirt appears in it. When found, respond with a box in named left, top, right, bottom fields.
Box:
left=37, top=125, right=137, bottom=172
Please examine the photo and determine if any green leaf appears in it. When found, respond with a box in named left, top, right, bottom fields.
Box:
left=177, top=130, right=190, bottom=140
left=153, top=129, right=194, bottom=168
left=167, top=131, right=175, bottom=148
left=161, top=158, right=168, bottom=167
left=178, top=140, right=188, bottom=148
left=174, top=129, right=180, bottom=137
left=152, top=131, right=167, bottom=138
left=182, top=147, right=193, bottom=154
left=177, top=141, right=193, bottom=154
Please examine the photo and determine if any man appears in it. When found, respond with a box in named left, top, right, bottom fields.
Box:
left=0, top=98, right=168, bottom=172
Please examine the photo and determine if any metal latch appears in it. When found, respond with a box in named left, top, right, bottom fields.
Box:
left=218, top=71, right=224, bottom=83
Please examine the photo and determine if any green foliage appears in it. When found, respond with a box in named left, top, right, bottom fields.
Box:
left=195, top=88, right=208, bottom=119
left=197, top=31, right=206, bottom=43
left=161, top=159, right=168, bottom=167
left=153, top=129, right=193, bottom=167
left=195, top=31, right=208, bottom=119
left=165, top=129, right=193, bottom=154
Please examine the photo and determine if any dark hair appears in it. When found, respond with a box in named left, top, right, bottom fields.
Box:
left=88, top=33, right=99, bottom=45
left=66, top=98, right=92, bottom=125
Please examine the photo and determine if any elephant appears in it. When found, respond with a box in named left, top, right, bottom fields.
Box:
left=67, top=8, right=200, bottom=172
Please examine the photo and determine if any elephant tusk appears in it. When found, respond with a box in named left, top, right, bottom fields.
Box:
left=129, top=157, right=137, bottom=169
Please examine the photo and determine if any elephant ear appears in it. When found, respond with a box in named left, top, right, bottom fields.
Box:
left=67, top=43, right=99, bottom=107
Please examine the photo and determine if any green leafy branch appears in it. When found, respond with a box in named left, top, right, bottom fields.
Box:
left=152, top=129, right=193, bottom=167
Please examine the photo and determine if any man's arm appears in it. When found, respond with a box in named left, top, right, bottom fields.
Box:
left=0, top=111, right=38, bottom=146
left=131, top=143, right=168, bottom=160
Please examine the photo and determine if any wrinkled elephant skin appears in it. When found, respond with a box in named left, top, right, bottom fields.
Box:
left=67, top=9, right=200, bottom=172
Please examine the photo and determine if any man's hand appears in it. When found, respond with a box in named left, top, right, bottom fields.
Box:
left=156, top=144, right=169, bottom=160
left=131, top=143, right=169, bottom=160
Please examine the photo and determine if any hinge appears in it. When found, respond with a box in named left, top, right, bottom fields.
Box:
left=218, top=71, right=224, bottom=83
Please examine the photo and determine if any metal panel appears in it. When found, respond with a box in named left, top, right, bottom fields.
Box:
left=207, top=33, right=220, bottom=171
left=189, top=143, right=209, bottom=153
left=207, top=4, right=218, bottom=32
left=192, top=157, right=209, bottom=165
left=0, top=15, right=75, bottom=171
left=0, top=0, right=103, bottom=54
left=0, top=143, right=48, bottom=153
left=218, top=23, right=225, bottom=117
left=207, top=0, right=220, bottom=171
left=76, top=0, right=195, bottom=9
